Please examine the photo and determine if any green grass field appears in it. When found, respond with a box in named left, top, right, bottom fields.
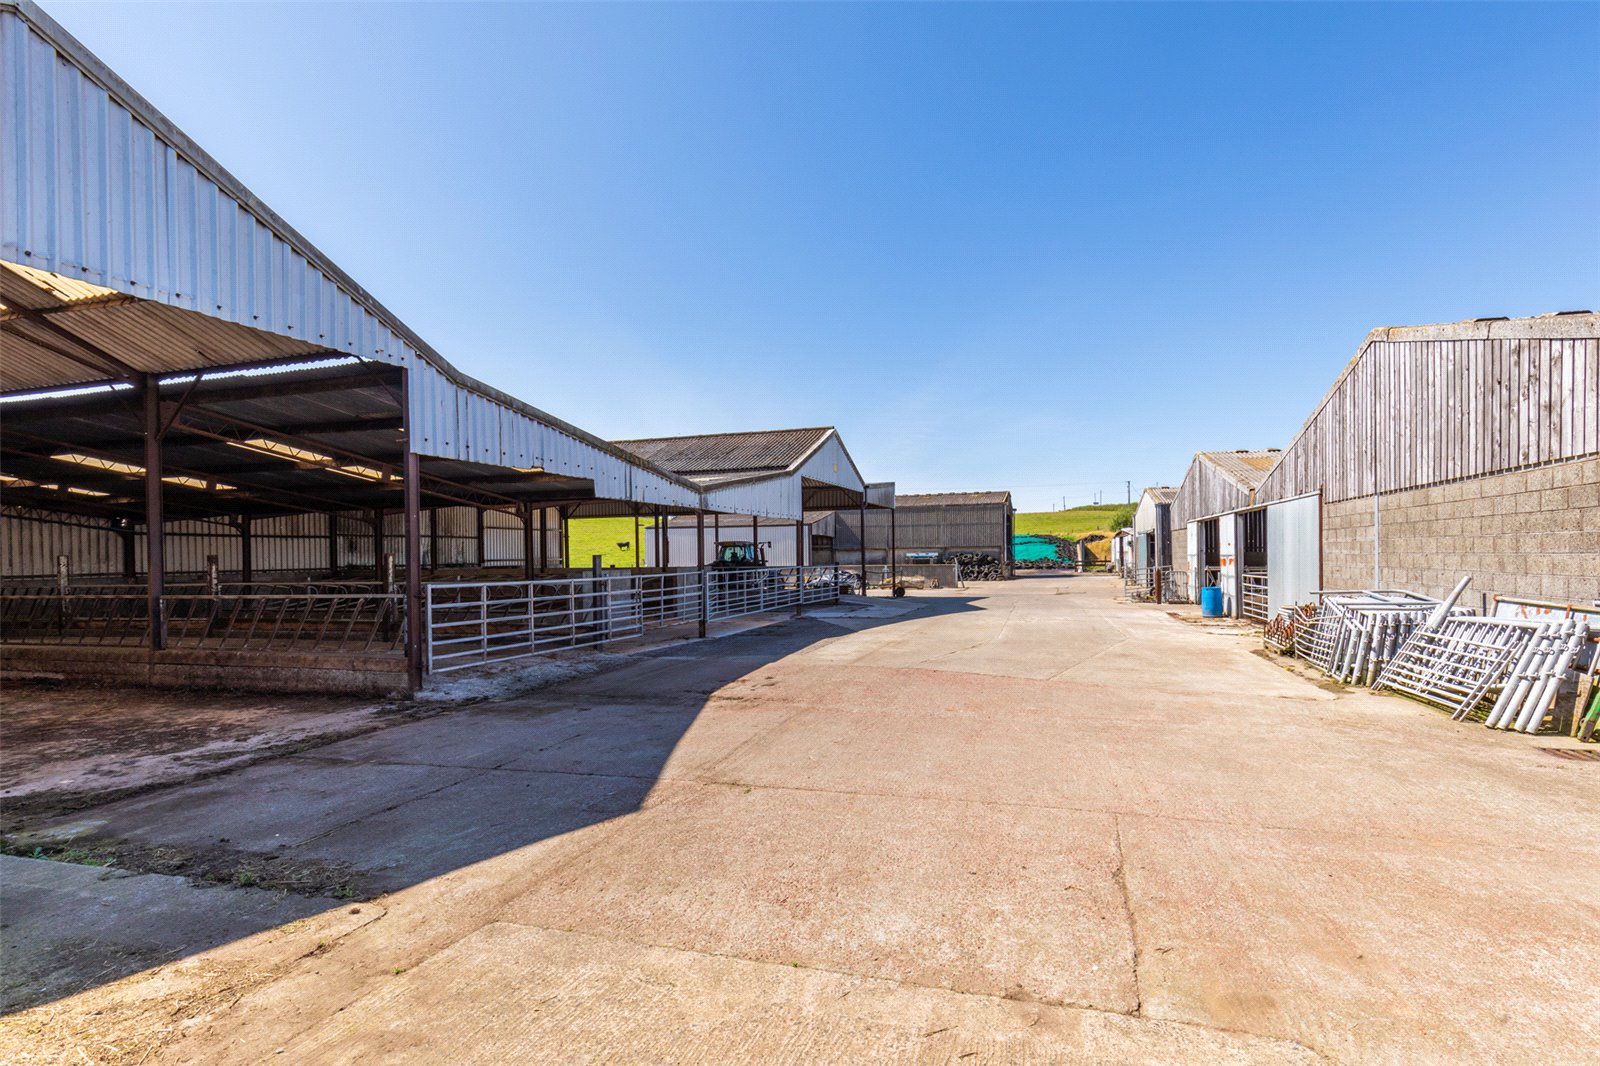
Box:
left=1015, top=503, right=1136, bottom=540
left=566, top=516, right=655, bottom=568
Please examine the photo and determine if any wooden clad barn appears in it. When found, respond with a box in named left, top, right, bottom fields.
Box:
left=1256, top=312, right=1599, bottom=605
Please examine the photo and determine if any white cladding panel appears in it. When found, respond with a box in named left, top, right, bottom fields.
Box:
left=702, top=476, right=803, bottom=520
left=796, top=433, right=865, bottom=494
left=1266, top=494, right=1321, bottom=613
left=1218, top=514, right=1239, bottom=616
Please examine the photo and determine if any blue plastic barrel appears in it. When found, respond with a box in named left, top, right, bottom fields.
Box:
left=1200, top=586, right=1224, bottom=617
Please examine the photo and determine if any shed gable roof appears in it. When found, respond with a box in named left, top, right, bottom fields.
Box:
left=895, top=491, right=1012, bottom=507
left=614, top=428, right=833, bottom=476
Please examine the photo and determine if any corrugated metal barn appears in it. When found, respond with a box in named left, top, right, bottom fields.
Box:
left=833, top=491, right=1015, bottom=573
left=1167, top=451, right=1279, bottom=614
left=1132, top=486, right=1177, bottom=571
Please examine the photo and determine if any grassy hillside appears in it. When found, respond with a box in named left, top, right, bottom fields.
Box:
left=1015, top=504, right=1136, bottom=540
left=571, top=504, right=1131, bottom=567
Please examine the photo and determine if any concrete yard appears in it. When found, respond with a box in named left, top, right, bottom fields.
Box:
left=2, top=574, right=1597, bottom=1064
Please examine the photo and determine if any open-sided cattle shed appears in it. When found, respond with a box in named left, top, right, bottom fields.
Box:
left=0, top=2, right=876, bottom=692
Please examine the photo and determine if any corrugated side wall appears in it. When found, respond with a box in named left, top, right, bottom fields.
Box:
left=833, top=505, right=1009, bottom=557
left=2, top=509, right=124, bottom=577
left=1, top=505, right=572, bottom=579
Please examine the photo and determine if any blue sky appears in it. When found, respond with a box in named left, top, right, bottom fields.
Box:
left=45, top=1, right=1600, bottom=511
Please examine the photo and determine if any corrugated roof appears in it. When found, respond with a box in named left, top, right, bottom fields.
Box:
left=1194, top=450, right=1281, bottom=491
left=895, top=491, right=1012, bottom=507
left=1143, top=485, right=1178, bottom=504
left=614, top=428, right=833, bottom=476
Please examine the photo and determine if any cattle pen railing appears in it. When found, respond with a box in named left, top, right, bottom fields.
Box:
left=1122, top=566, right=1191, bottom=604
left=425, top=566, right=849, bottom=673
left=0, top=585, right=404, bottom=653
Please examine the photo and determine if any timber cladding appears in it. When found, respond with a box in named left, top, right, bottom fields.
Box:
left=1322, top=455, right=1600, bottom=604
left=1260, top=319, right=1600, bottom=505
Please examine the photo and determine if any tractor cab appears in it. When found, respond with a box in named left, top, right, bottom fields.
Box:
left=713, top=541, right=767, bottom=568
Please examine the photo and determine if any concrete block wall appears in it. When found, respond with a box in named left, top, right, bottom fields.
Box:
left=1322, top=455, right=1600, bottom=604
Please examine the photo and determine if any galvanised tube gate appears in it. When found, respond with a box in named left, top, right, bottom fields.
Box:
left=424, top=566, right=849, bottom=673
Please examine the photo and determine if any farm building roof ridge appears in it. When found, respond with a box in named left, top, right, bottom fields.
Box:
left=895, top=491, right=1013, bottom=506
left=613, top=427, right=836, bottom=476
left=1191, top=450, right=1281, bottom=492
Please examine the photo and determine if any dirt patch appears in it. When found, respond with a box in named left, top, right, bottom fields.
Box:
left=0, top=684, right=457, bottom=831
left=1, top=835, right=373, bottom=900
left=1248, top=646, right=1349, bottom=694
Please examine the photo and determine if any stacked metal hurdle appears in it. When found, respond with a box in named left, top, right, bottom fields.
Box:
left=1374, top=615, right=1590, bottom=727
left=1294, top=590, right=1467, bottom=686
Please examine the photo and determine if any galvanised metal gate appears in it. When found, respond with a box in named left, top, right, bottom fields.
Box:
left=1241, top=569, right=1270, bottom=623
left=424, top=566, right=848, bottom=673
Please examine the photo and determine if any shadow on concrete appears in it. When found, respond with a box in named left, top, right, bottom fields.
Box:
left=2, top=597, right=980, bottom=1013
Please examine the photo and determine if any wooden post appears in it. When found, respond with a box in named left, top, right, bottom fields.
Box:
left=143, top=375, right=166, bottom=650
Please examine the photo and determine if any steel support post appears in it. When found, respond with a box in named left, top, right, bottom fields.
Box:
left=794, top=516, right=805, bottom=615
left=403, top=451, right=424, bottom=690
left=890, top=507, right=897, bottom=591
left=371, top=507, right=384, bottom=581
left=521, top=503, right=536, bottom=580
left=428, top=507, right=439, bottom=575
left=143, top=375, right=166, bottom=650
left=662, top=508, right=671, bottom=568
left=240, top=515, right=253, bottom=591
left=857, top=501, right=867, bottom=596
left=696, top=509, right=707, bottom=638
left=634, top=509, right=641, bottom=569
left=327, top=512, right=339, bottom=576
left=475, top=507, right=486, bottom=569
left=538, top=506, right=549, bottom=571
